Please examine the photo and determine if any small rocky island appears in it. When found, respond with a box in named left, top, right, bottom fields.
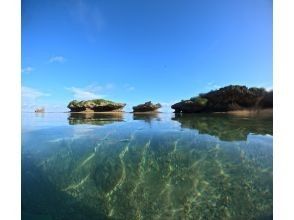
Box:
left=67, top=99, right=126, bottom=112
left=34, top=107, right=45, bottom=113
left=171, top=85, right=273, bottom=113
left=132, top=101, right=162, bottom=112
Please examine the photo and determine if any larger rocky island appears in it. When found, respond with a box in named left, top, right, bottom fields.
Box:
left=67, top=99, right=126, bottom=112
left=171, top=85, right=273, bottom=113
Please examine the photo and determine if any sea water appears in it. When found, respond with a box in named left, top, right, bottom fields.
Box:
left=22, top=112, right=272, bottom=219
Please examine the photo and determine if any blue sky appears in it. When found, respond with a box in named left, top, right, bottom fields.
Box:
left=22, top=0, right=272, bottom=112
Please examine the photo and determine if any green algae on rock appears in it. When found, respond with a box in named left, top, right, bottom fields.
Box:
left=171, top=85, right=273, bottom=113
left=67, top=99, right=126, bottom=112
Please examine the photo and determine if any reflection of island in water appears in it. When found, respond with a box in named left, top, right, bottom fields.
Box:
left=173, top=113, right=273, bottom=141
left=68, top=113, right=124, bottom=125
left=132, top=112, right=160, bottom=123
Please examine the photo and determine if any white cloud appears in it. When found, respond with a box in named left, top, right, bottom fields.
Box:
left=49, top=56, right=66, bottom=63
left=21, top=66, right=34, bottom=74
left=105, top=83, right=115, bottom=90
left=22, top=86, right=50, bottom=99
left=67, top=87, right=104, bottom=100
left=22, top=86, right=50, bottom=111
left=66, top=83, right=117, bottom=100
left=67, top=83, right=115, bottom=100
left=124, top=84, right=135, bottom=91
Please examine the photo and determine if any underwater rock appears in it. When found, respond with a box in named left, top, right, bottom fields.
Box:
left=67, top=99, right=126, bottom=112
left=171, top=85, right=273, bottom=113
left=132, top=101, right=161, bottom=112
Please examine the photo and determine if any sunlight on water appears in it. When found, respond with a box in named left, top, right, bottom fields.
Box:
left=22, top=113, right=272, bottom=219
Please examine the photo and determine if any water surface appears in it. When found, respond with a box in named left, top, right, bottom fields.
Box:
left=22, top=112, right=273, bottom=219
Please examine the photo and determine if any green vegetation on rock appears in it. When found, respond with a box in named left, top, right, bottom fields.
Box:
left=132, top=101, right=162, bottom=112
left=189, top=96, right=208, bottom=106
left=172, top=85, right=273, bottom=113
left=67, top=99, right=126, bottom=112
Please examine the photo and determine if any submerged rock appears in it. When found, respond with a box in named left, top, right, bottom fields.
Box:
left=132, top=101, right=161, bottom=112
left=67, top=99, right=126, bottom=112
left=171, top=85, right=273, bottom=113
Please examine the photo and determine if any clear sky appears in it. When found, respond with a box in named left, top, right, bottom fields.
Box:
left=22, top=0, right=272, bottom=112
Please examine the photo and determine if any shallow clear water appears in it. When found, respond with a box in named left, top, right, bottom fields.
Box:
left=22, top=112, right=273, bottom=220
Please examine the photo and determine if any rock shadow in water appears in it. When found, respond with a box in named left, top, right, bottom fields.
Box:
left=172, top=113, right=272, bottom=141
left=68, top=112, right=125, bottom=126
left=132, top=112, right=160, bottom=123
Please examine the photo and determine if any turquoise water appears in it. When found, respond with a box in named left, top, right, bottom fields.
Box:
left=22, top=112, right=272, bottom=220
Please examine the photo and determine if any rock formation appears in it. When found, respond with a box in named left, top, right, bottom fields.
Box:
left=132, top=101, right=161, bottom=112
left=35, top=107, right=45, bottom=113
left=171, top=85, right=273, bottom=113
left=67, top=99, right=126, bottom=112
